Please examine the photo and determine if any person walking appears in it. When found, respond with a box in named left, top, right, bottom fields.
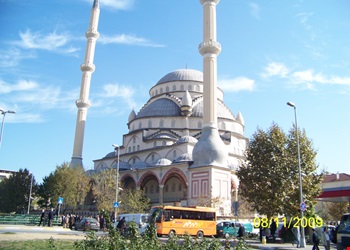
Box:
left=321, top=227, right=330, bottom=250
left=38, top=209, right=45, bottom=226
left=48, top=208, right=54, bottom=227
left=292, top=226, right=300, bottom=247
left=312, top=228, right=320, bottom=250
left=237, top=223, right=246, bottom=241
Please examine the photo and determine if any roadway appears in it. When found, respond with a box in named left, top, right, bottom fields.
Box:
left=0, top=224, right=340, bottom=249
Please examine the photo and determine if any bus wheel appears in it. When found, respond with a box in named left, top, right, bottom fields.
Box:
left=197, top=230, right=204, bottom=238
left=168, top=230, right=175, bottom=238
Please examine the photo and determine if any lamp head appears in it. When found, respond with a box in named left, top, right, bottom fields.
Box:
left=112, top=144, right=119, bottom=149
left=287, top=102, right=296, bottom=108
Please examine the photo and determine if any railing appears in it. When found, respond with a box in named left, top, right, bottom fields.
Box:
left=0, top=214, right=61, bottom=226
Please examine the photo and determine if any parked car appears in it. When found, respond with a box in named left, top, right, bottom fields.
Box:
left=216, top=220, right=255, bottom=238
left=75, top=217, right=100, bottom=231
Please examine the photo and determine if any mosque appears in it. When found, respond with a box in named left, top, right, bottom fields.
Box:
left=72, top=0, right=247, bottom=216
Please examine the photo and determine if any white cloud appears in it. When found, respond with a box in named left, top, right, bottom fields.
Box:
left=295, top=12, right=313, bottom=30
left=261, top=62, right=289, bottom=78
left=0, top=48, right=35, bottom=68
left=292, top=69, right=350, bottom=86
left=13, top=30, right=79, bottom=54
left=249, top=2, right=261, bottom=20
left=99, top=34, right=165, bottom=47
left=0, top=80, right=39, bottom=94
left=218, top=77, right=255, bottom=92
left=83, top=0, right=134, bottom=10
left=100, top=83, right=136, bottom=109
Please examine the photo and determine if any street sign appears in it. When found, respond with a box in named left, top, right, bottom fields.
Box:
left=300, top=202, right=307, bottom=211
left=58, top=197, right=64, bottom=205
left=113, top=202, right=119, bottom=208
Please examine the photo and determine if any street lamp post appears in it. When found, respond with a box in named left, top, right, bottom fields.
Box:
left=112, top=144, right=120, bottom=222
left=0, top=109, right=16, bottom=148
left=287, top=101, right=306, bottom=248
left=27, top=172, right=34, bottom=214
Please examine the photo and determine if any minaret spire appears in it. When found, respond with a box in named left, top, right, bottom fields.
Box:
left=71, top=0, right=100, bottom=168
left=192, top=0, right=227, bottom=168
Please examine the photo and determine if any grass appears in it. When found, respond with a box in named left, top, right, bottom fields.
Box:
left=0, top=239, right=77, bottom=250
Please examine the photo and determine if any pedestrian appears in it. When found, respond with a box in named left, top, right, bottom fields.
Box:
left=100, top=215, right=105, bottom=231
left=237, top=223, right=246, bottom=241
left=117, top=216, right=126, bottom=235
left=292, top=226, right=300, bottom=247
left=270, top=219, right=277, bottom=240
left=321, top=227, right=330, bottom=250
left=38, top=209, right=45, bottom=226
left=312, top=228, right=320, bottom=250
left=48, top=208, right=54, bottom=227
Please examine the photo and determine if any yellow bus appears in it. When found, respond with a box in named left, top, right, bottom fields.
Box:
left=150, top=205, right=216, bottom=238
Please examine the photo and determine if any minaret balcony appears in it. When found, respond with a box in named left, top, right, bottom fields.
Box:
left=86, top=30, right=100, bottom=39
left=80, top=63, right=95, bottom=72
left=198, top=40, right=221, bottom=55
left=76, top=99, right=91, bottom=108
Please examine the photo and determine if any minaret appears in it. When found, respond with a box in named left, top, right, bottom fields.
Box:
left=71, top=0, right=100, bottom=168
left=192, top=0, right=227, bottom=168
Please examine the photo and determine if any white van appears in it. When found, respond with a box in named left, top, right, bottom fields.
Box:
left=116, top=213, right=150, bottom=235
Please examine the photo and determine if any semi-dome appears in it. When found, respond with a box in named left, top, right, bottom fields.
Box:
left=157, top=69, right=203, bottom=85
left=176, top=135, right=198, bottom=144
left=131, top=161, right=151, bottom=169
left=192, top=101, right=235, bottom=120
left=173, top=153, right=193, bottom=163
left=137, top=98, right=181, bottom=118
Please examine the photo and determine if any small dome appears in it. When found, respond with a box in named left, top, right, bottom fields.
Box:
left=176, top=135, right=198, bottom=144
left=137, top=98, right=180, bottom=118
left=131, top=161, right=151, bottom=169
left=154, top=158, right=172, bottom=166
left=103, top=152, right=116, bottom=158
left=157, top=69, right=203, bottom=85
left=173, top=153, right=193, bottom=163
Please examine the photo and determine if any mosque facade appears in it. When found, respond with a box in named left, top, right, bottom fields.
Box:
left=92, top=68, right=247, bottom=216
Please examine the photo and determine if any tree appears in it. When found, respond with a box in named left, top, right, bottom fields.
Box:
left=237, top=123, right=323, bottom=218
left=91, top=169, right=118, bottom=212
left=0, top=168, right=37, bottom=213
left=37, top=162, right=89, bottom=210
left=119, top=188, right=151, bottom=214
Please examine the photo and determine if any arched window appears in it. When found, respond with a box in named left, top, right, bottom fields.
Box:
left=188, top=85, right=192, bottom=91
left=153, top=141, right=157, bottom=147
left=162, top=141, right=166, bottom=146
left=133, top=137, right=136, bottom=143
left=159, top=119, right=164, bottom=128
left=138, top=122, right=142, bottom=129
left=173, top=150, right=177, bottom=158
left=173, top=85, right=176, bottom=91
left=178, top=184, right=182, bottom=191
left=148, top=120, right=152, bottom=128
left=137, top=145, right=140, bottom=151
left=171, top=119, right=175, bottom=128
left=160, top=88, right=163, bottom=94
left=128, top=147, right=131, bottom=153
left=180, top=85, right=184, bottom=91
left=166, top=86, right=169, bottom=92
left=151, top=154, right=155, bottom=161
left=171, top=183, right=176, bottom=192
left=133, top=146, right=135, bottom=152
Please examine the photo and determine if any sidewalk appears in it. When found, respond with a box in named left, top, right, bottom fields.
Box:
left=0, top=224, right=72, bottom=232
left=246, top=239, right=337, bottom=250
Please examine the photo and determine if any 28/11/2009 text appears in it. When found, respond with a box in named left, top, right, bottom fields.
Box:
left=253, top=217, right=323, bottom=228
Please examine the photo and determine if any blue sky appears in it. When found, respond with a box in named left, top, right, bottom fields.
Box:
left=1, top=0, right=349, bottom=183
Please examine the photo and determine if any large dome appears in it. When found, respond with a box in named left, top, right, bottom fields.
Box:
left=157, top=69, right=203, bottom=85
